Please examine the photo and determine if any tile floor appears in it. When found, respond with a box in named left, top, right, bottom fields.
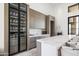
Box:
left=14, top=48, right=38, bottom=56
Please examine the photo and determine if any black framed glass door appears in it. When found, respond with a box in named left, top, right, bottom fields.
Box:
left=19, top=3, right=27, bottom=51
left=9, top=3, right=27, bottom=55
left=9, top=3, right=19, bottom=55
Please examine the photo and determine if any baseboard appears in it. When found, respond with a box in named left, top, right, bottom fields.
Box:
left=0, top=53, right=8, bottom=56
left=3, top=53, right=8, bottom=56
left=0, top=53, right=4, bottom=56
left=0, top=49, right=4, bottom=56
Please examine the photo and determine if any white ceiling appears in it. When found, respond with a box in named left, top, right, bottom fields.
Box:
left=49, top=3, right=75, bottom=6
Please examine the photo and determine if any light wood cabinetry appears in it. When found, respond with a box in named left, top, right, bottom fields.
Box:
left=4, top=3, right=9, bottom=56
left=28, top=35, right=49, bottom=50
left=46, top=15, right=55, bottom=36
left=29, top=8, right=46, bottom=29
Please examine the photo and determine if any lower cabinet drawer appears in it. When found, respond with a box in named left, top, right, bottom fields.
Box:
left=30, top=41, right=36, bottom=49
left=28, top=35, right=49, bottom=50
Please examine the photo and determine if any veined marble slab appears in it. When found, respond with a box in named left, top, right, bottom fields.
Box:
left=37, top=35, right=76, bottom=56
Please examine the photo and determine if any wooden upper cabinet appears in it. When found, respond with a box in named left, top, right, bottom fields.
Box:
left=68, top=3, right=79, bottom=13
left=29, top=8, right=46, bottom=29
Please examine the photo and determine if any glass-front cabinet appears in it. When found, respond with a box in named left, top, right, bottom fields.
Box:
left=19, top=4, right=27, bottom=51
left=68, top=16, right=79, bottom=35
left=9, top=3, right=27, bottom=55
left=9, top=3, right=19, bottom=55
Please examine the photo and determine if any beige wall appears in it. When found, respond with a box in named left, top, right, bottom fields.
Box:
left=4, top=3, right=9, bottom=55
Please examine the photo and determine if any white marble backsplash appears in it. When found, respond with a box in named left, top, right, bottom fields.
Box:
left=29, top=29, right=42, bottom=35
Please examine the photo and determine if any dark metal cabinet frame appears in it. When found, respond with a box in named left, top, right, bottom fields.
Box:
left=8, top=3, right=27, bottom=56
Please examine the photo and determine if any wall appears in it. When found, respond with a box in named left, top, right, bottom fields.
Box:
left=0, top=4, right=4, bottom=51
left=53, top=4, right=68, bottom=35
left=53, top=3, right=75, bottom=35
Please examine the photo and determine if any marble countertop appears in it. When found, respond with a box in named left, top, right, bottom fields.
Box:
left=29, top=34, right=50, bottom=37
left=37, top=35, right=76, bottom=49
